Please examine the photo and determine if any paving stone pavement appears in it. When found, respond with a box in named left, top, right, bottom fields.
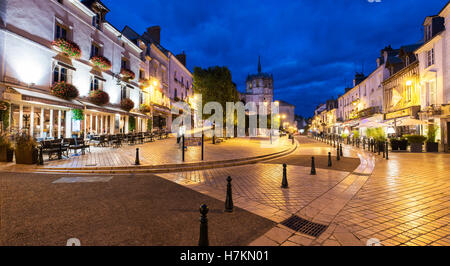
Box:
left=0, top=136, right=292, bottom=172
left=159, top=136, right=449, bottom=246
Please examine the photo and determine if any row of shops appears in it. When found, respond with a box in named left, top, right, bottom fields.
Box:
left=318, top=104, right=450, bottom=152
left=0, top=85, right=173, bottom=140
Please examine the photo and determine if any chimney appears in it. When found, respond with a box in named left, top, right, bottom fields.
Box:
left=353, top=72, right=365, bottom=87
left=146, top=26, right=161, bottom=43
left=176, top=51, right=187, bottom=66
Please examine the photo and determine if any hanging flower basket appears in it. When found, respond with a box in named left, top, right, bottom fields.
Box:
left=50, top=82, right=79, bottom=100
left=120, top=98, right=135, bottom=112
left=139, top=104, right=151, bottom=113
left=90, top=55, right=112, bottom=71
left=120, top=68, right=135, bottom=80
left=88, top=90, right=109, bottom=106
left=52, top=38, right=81, bottom=59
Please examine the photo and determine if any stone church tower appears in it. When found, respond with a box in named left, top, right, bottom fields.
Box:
left=244, top=57, right=274, bottom=112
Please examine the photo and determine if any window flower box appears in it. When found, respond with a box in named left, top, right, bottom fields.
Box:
left=90, top=55, right=112, bottom=71
left=89, top=90, right=109, bottom=106
left=50, top=82, right=79, bottom=100
left=120, top=98, right=135, bottom=112
left=120, top=68, right=135, bottom=80
left=52, top=38, right=81, bottom=59
left=139, top=104, right=151, bottom=113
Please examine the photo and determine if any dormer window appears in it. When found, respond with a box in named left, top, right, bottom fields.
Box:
left=425, top=24, right=432, bottom=41
left=92, top=12, right=101, bottom=29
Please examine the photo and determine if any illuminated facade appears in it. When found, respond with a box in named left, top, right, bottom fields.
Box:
left=243, top=57, right=274, bottom=112
left=416, top=3, right=450, bottom=151
left=0, top=0, right=150, bottom=137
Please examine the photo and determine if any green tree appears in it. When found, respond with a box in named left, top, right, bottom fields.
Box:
left=193, top=66, right=240, bottom=120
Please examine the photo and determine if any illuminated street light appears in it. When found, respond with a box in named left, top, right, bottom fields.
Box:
left=406, top=80, right=412, bottom=86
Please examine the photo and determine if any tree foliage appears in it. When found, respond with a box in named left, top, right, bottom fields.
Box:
left=193, top=66, right=240, bottom=120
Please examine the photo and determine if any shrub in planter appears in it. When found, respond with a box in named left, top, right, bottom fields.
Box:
left=0, top=133, right=14, bottom=162
left=426, top=125, right=439, bottom=152
left=398, top=138, right=408, bottom=150
left=90, top=55, right=112, bottom=71
left=139, top=104, right=151, bottom=113
left=52, top=38, right=81, bottom=58
left=120, top=68, right=135, bottom=80
left=390, top=138, right=399, bottom=151
left=88, top=90, right=109, bottom=105
left=51, top=82, right=79, bottom=100
left=405, top=135, right=426, bottom=153
left=120, top=98, right=135, bottom=112
left=14, top=133, right=37, bottom=164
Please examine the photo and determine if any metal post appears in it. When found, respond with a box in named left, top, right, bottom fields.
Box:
left=198, top=204, right=209, bottom=246
left=135, top=148, right=140, bottom=165
left=340, top=144, right=343, bottom=157
left=328, top=152, right=332, bottom=167
left=38, top=146, right=44, bottom=165
left=182, top=134, right=185, bottom=162
left=310, top=157, right=316, bottom=175
left=337, top=146, right=340, bottom=161
left=378, top=141, right=381, bottom=155
left=201, top=133, right=204, bottom=161
left=225, top=176, right=233, bottom=212
left=385, top=141, right=389, bottom=160
left=383, top=142, right=385, bottom=158
left=281, top=163, right=288, bottom=188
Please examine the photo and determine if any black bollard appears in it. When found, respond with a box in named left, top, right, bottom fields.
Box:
left=292, top=136, right=294, bottom=145
left=281, top=164, right=288, bottom=188
left=198, top=204, right=209, bottom=246
left=310, top=157, right=316, bottom=175
left=378, top=141, right=381, bottom=155
left=383, top=142, right=385, bottom=158
left=201, top=133, right=204, bottom=161
left=363, top=139, right=366, bottom=150
left=182, top=135, right=185, bottom=162
left=328, top=152, right=332, bottom=167
left=38, top=146, right=44, bottom=165
left=385, top=141, right=389, bottom=160
left=340, top=144, right=343, bottom=157
left=135, top=148, right=140, bottom=165
left=225, top=176, right=234, bottom=212
left=337, top=147, right=340, bottom=161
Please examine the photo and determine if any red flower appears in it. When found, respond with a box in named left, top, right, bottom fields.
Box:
left=120, top=98, right=135, bottom=112
left=120, top=68, right=135, bottom=80
left=89, top=90, right=109, bottom=105
left=90, top=56, right=112, bottom=71
left=52, top=39, right=81, bottom=58
left=50, top=82, right=79, bottom=100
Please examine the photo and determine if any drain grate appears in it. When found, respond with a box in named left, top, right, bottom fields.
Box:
left=281, top=215, right=328, bottom=238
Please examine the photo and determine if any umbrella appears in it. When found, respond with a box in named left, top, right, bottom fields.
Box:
left=359, top=121, right=390, bottom=128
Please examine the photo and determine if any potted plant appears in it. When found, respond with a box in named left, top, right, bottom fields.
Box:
left=88, top=90, right=109, bottom=105
left=90, top=55, right=112, bottom=71
left=0, top=133, right=14, bottom=162
left=139, top=104, right=151, bottom=113
left=425, top=125, right=439, bottom=152
left=120, top=98, right=135, bottom=112
left=50, top=82, right=79, bottom=100
left=390, top=138, right=399, bottom=151
left=405, top=135, right=427, bottom=153
left=120, top=68, right=135, bottom=80
left=52, top=38, right=82, bottom=59
left=14, top=133, right=38, bottom=164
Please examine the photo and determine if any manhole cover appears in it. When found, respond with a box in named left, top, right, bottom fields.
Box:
left=281, top=215, right=328, bottom=238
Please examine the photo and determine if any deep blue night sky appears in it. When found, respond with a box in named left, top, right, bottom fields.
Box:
left=104, top=0, right=446, bottom=117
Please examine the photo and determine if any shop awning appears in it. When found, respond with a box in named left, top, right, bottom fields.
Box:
left=81, top=101, right=129, bottom=116
left=11, top=87, right=83, bottom=109
left=387, top=117, right=432, bottom=126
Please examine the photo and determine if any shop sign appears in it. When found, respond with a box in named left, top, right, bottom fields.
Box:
left=185, top=137, right=202, bottom=147
left=385, top=108, right=412, bottom=120
left=442, top=105, right=450, bottom=117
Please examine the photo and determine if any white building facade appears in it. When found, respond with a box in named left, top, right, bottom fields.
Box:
left=0, top=0, right=150, bottom=138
